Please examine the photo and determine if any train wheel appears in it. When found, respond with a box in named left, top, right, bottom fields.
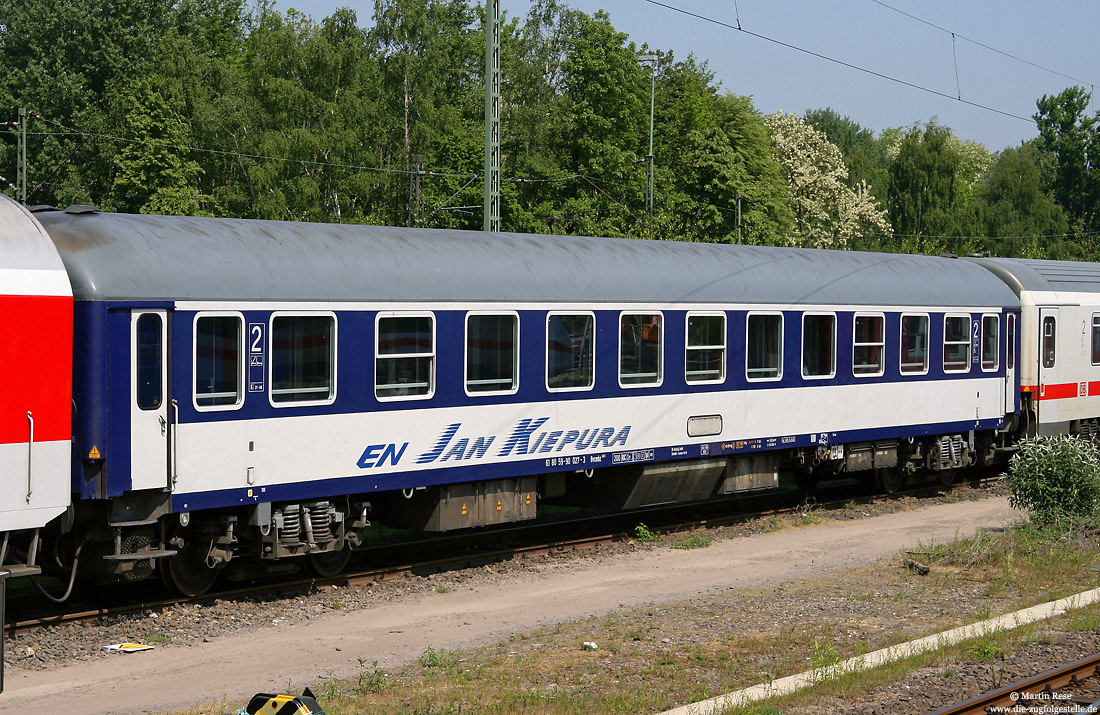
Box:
left=875, top=467, right=905, bottom=494
left=160, top=525, right=219, bottom=597
left=306, top=548, right=351, bottom=578
left=937, top=468, right=957, bottom=487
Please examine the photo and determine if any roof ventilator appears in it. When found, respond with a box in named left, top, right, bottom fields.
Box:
left=63, top=204, right=100, bottom=215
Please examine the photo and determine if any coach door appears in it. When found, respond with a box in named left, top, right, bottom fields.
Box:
left=1038, top=307, right=1059, bottom=425
left=131, top=310, right=170, bottom=491
left=1004, top=313, right=1016, bottom=415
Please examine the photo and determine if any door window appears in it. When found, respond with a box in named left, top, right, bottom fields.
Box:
left=136, top=313, right=163, bottom=410
left=1043, top=316, right=1056, bottom=368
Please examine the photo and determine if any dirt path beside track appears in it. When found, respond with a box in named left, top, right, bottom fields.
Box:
left=3, top=495, right=1017, bottom=714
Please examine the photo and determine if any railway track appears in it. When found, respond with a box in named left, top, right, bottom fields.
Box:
left=930, top=653, right=1100, bottom=714
left=6, top=475, right=1001, bottom=637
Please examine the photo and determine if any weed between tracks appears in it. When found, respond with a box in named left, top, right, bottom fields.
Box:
left=183, top=491, right=1100, bottom=715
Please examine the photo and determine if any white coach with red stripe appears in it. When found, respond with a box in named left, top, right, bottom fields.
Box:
left=970, top=257, right=1100, bottom=437
left=0, top=194, right=73, bottom=537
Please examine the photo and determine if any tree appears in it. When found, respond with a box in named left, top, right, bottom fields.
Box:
left=1034, top=86, right=1100, bottom=240
left=656, top=90, right=792, bottom=244
left=765, top=111, right=890, bottom=249
left=971, top=143, right=1069, bottom=258
left=109, top=80, right=210, bottom=215
left=887, top=121, right=964, bottom=253
left=804, top=107, right=890, bottom=205
left=367, top=0, right=482, bottom=228
left=0, top=0, right=179, bottom=207
left=710, top=96, right=794, bottom=244
left=543, top=10, right=647, bottom=236
left=499, top=0, right=577, bottom=233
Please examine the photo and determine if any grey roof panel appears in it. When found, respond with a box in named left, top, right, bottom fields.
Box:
left=967, top=257, right=1100, bottom=296
left=0, top=195, right=69, bottom=272
left=36, top=210, right=1019, bottom=308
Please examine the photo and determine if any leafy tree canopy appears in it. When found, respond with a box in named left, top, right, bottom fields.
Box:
left=0, top=1, right=1095, bottom=261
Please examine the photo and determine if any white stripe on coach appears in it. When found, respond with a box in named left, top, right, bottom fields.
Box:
left=0, top=268, right=73, bottom=297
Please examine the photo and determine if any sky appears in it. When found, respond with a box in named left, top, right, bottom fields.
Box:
left=275, top=0, right=1100, bottom=151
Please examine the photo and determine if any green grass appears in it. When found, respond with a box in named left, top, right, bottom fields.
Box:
left=632, top=522, right=660, bottom=543
left=671, top=532, right=714, bottom=550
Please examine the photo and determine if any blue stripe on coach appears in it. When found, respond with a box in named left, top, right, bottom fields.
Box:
left=169, top=306, right=1012, bottom=425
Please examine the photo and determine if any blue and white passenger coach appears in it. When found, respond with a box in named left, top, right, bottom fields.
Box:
left=32, top=205, right=1021, bottom=594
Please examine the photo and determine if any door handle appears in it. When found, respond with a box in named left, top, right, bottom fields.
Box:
left=159, top=415, right=167, bottom=436
left=27, top=411, right=33, bottom=503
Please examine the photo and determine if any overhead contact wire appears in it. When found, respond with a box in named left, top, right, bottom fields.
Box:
left=952, top=33, right=961, bottom=101
left=870, top=0, right=1099, bottom=88
left=642, top=0, right=1035, bottom=124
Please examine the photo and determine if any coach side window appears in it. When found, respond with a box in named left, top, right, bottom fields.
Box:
left=853, top=314, right=884, bottom=377
left=943, top=315, right=971, bottom=373
left=270, top=313, right=336, bottom=405
left=746, top=313, right=782, bottom=381
left=1043, top=316, right=1056, bottom=368
left=981, top=315, right=999, bottom=372
left=1092, top=315, right=1100, bottom=366
left=195, top=314, right=244, bottom=409
left=686, top=313, right=725, bottom=384
left=620, top=313, right=663, bottom=386
left=466, top=313, right=519, bottom=394
left=376, top=314, right=434, bottom=399
left=801, top=313, right=836, bottom=379
left=547, top=313, right=594, bottom=391
left=900, top=314, right=929, bottom=374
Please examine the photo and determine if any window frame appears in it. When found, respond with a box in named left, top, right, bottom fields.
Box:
left=267, top=310, right=338, bottom=408
left=981, top=313, right=1000, bottom=373
left=618, top=311, right=664, bottom=388
left=192, top=311, right=246, bottom=412
left=375, top=311, right=436, bottom=402
left=800, top=311, right=837, bottom=380
left=1007, top=313, right=1016, bottom=371
left=852, top=312, right=885, bottom=378
left=135, top=312, right=164, bottom=411
left=685, top=311, right=726, bottom=385
left=943, top=313, right=972, bottom=374
left=745, top=311, right=784, bottom=382
left=1091, top=314, right=1100, bottom=366
left=464, top=311, right=521, bottom=397
left=900, top=313, right=930, bottom=376
left=545, top=311, right=595, bottom=393
left=1042, top=315, right=1057, bottom=369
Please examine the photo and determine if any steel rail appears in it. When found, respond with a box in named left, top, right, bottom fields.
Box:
left=929, top=652, right=1100, bottom=715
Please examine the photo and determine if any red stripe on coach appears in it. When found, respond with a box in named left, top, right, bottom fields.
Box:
left=0, top=294, right=73, bottom=445
left=1035, top=382, right=1087, bottom=401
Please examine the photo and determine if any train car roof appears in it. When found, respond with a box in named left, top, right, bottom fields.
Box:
left=0, top=196, right=71, bottom=282
left=966, top=256, right=1100, bottom=297
left=35, top=207, right=1019, bottom=307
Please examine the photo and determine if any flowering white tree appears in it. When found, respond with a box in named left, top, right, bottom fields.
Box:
left=764, top=111, right=892, bottom=249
